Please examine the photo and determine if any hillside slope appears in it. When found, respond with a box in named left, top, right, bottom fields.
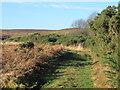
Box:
left=1, top=28, right=93, bottom=38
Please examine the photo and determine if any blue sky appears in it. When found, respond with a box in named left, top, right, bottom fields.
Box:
left=2, top=2, right=118, bottom=30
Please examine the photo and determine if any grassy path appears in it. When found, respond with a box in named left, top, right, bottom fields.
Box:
left=41, top=50, right=93, bottom=88
left=81, top=48, right=111, bottom=88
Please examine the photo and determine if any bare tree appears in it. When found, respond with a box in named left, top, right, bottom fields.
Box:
left=87, top=11, right=98, bottom=20
left=71, top=19, right=87, bottom=28
left=86, top=11, right=98, bottom=29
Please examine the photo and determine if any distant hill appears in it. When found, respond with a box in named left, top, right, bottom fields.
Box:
left=1, top=28, right=93, bottom=38
left=1, top=28, right=80, bottom=32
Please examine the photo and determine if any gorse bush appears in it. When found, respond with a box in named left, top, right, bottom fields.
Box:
left=85, top=3, right=120, bottom=87
left=19, top=42, right=34, bottom=49
left=6, top=33, right=86, bottom=46
left=46, top=34, right=60, bottom=43
left=48, top=38, right=57, bottom=42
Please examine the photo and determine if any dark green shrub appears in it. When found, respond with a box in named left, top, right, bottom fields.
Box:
left=19, top=42, right=34, bottom=49
left=19, top=43, right=26, bottom=48
left=13, top=48, right=18, bottom=51
left=5, top=33, right=87, bottom=46
left=67, top=39, right=78, bottom=45
left=38, top=47, right=43, bottom=52
left=48, top=38, right=57, bottom=42
left=47, top=34, right=61, bottom=43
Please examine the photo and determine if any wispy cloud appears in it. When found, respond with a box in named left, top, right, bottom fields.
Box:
left=20, top=3, right=102, bottom=11
left=50, top=5, right=63, bottom=8
left=73, top=6, right=102, bottom=11
left=50, top=5, right=71, bottom=9
left=50, top=4, right=102, bottom=11
left=20, top=2, right=40, bottom=7
left=12, top=2, right=103, bottom=11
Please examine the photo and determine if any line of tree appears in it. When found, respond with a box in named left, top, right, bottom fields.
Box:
left=71, top=2, right=120, bottom=87
left=85, top=2, right=120, bottom=87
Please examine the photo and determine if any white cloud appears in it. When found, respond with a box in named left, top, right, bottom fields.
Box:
left=4, top=1, right=102, bottom=11
left=16, top=2, right=41, bottom=7
left=10, top=2, right=102, bottom=11
left=1, top=0, right=119, bottom=2
left=51, top=5, right=62, bottom=8
left=50, top=5, right=71, bottom=9
left=25, top=3, right=40, bottom=7
left=50, top=4, right=102, bottom=11
left=74, top=6, right=102, bottom=11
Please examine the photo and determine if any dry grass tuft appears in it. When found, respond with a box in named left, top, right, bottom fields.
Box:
left=1, top=44, right=63, bottom=88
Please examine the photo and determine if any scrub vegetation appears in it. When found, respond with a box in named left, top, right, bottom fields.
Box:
left=1, top=3, right=119, bottom=89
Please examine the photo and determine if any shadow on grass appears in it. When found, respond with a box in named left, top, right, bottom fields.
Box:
left=16, top=50, right=92, bottom=89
